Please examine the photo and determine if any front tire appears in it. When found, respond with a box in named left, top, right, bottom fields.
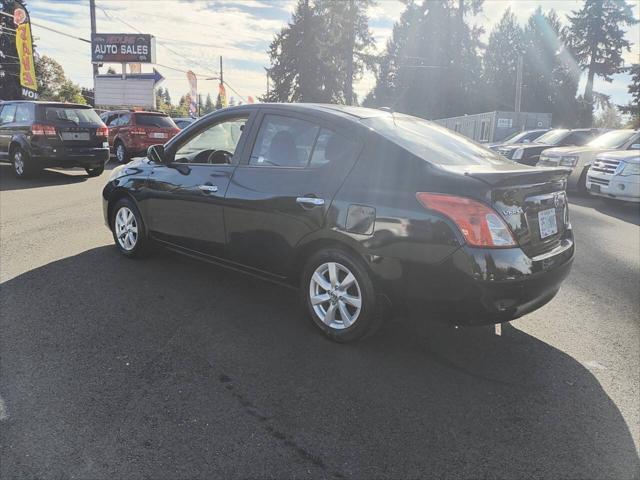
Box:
left=85, top=165, right=105, bottom=177
left=301, top=248, right=384, bottom=342
left=11, top=146, right=39, bottom=178
left=110, top=198, right=150, bottom=257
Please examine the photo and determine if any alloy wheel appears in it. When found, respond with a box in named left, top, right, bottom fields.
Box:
left=309, top=262, right=362, bottom=329
left=114, top=206, right=138, bottom=251
left=116, top=144, right=125, bottom=162
left=13, top=151, right=24, bottom=175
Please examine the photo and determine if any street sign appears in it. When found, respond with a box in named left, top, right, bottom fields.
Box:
left=91, top=33, right=156, bottom=63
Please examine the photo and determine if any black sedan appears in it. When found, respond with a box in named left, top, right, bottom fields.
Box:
left=102, top=104, right=574, bottom=342
left=496, top=128, right=601, bottom=165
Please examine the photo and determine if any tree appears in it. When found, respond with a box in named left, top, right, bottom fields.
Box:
left=618, top=64, right=640, bottom=127
left=566, top=0, right=638, bottom=125
left=163, top=88, right=172, bottom=105
left=263, top=0, right=374, bottom=103
left=34, top=55, right=66, bottom=100
left=81, top=87, right=94, bottom=106
left=366, top=1, right=483, bottom=119
left=33, top=55, right=86, bottom=103
left=522, top=8, right=580, bottom=126
left=482, top=8, right=523, bottom=111
left=594, top=105, right=622, bottom=128
left=204, top=93, right=214, bottom=113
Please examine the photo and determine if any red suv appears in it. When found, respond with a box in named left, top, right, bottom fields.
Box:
left=100, top=110, right=180, bottom=163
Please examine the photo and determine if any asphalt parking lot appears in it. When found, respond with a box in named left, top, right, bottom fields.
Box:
left=1, top=163, right=639, bottom=479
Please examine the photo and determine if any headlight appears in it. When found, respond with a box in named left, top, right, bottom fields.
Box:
left=620, top=162, right=640, bottom=176
left=512, top=148, right=524, bottom=160
left=559, top=155, right=578, bottom=167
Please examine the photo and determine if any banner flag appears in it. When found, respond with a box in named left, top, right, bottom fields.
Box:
left=218, top=83, right=228, bottom=108
left=186, top=70, right=197, bottom=117
left=1, top=0, right=38, bottom=99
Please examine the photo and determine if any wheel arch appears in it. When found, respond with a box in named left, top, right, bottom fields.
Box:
left=9, top=136, right=30, bottom=157
left=106, top=188, right=140, bottom=229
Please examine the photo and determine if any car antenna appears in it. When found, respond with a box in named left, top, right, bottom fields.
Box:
left=379, top=106, right=397, bottom=126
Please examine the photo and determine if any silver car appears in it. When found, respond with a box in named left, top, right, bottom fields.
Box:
left=537, top=129, right=639, bottom=191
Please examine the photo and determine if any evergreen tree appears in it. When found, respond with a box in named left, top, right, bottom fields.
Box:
left=594, top=105, right=622, bottom=128
left=618, top=64, right=640, bottom=127
left=163, top=88, right=172, bottom=105
left=482, top=8, right=523, bottom=111
left=522, top=8, right=580, bottom=126
left=204, top=93, right=214, bottom=113
left=566, top=0, right=638, bottom=125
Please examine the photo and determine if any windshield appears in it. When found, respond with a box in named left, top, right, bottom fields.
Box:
left=501, top=131, right=529, bottom=144
left=44, top=107, right=102, bottom=124
left=362, top=114, right=515, bottom=166
left=587, top=130, right=636, bottom=149
left=534, top=129, right=569, bottom=145
left=135, top=114, right=177, bottom=128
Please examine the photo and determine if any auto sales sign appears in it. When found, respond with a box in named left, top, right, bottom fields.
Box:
left=91, top=34, right=156, bottom=63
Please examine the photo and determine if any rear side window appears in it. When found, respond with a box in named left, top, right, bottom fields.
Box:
left=14, top=103, right=34, bottom=122
left=0, top=104, right=17, bottom=124
left=44, top=107, right=102, bottom=124
left=309, top=128, right=359, bottom=167
left=135, top=114, right=176, bottom=128
left=249, top=114, right=319, bottom=167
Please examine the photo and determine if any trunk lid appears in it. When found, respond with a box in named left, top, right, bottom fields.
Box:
left=442, top=164, right=571, bottom=257
left=55, top=124, right=105, bottom=147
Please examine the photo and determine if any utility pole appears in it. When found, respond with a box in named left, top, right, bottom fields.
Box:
left=219, top=55, right=224, bottom=89
left=515, top=54, right=523, bottom=113
left=89, top=0, right=99, bottom=89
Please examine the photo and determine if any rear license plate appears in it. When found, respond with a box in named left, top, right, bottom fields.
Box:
left=590, top=184, right=601, bottom=193
left=61, top=132, right=90, bottom=141
left=538, top=208, right=558, bottom=239
left=149, top=132, right=167, bottom=139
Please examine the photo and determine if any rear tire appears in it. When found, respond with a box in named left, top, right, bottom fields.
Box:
left=85, top=165, right=105, bottom=177
left=301, top=247, right=384, bottom=342
left=110, top=197, right=151, bottom=258
left=577, top=167, right=589, bottom=194
left=11, top=146, right=39, bottom=178
left=115, top=141, right=129, bottom=163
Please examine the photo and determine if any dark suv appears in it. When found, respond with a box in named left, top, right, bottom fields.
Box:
left=0, top=101, right=109, bottom=178
left=100, top=110, right=180, bottom=163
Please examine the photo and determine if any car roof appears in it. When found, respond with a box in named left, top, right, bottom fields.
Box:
left=219, top=103, right=391, bottom=122
left=1, top=100, right=91, bottom=108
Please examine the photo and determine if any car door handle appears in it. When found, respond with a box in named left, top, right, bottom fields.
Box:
left=296, top=197, right=325, bottom=207
left=198, top=184, right=218, bottom=193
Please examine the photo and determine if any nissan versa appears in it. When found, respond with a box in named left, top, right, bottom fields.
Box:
left=102, top=104, right=574, bottom=342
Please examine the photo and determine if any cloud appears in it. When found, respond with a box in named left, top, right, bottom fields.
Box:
left=26, top=0, right=638, bottom=107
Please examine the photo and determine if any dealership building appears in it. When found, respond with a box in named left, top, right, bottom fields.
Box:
left=435, top=111, right=553, bottom=143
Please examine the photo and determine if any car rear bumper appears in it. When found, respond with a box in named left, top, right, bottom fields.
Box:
left=384, top=234, right=575, bottom=325
left=33, top=146, right=110, bottom=168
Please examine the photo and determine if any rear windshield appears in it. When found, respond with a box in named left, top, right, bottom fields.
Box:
left=135, top=114, right=177, bottom=128
left=361, top=114, right=514, bottom=166
left=534, top=129, right=569, bottom=145
left=44, top=107, right=102, bottom=124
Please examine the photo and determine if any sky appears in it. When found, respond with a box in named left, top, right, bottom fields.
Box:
left=26, top=0, right=640, bottom=111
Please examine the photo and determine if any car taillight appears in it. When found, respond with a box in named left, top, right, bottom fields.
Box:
left=416, top=193, right=516, bottom=248
left=131, top=128, right=146, bottom=135
left=96, top=126, right=109, bottom=137
left=31, top=124, right=57, bottom=136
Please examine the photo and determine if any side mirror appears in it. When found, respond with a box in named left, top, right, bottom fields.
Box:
left=630, top=143, right=640, bottom=150
left=147, top=144, right=166, bottom=163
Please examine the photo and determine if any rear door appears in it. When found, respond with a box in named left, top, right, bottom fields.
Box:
left=224, top=110, right=362, bottom=276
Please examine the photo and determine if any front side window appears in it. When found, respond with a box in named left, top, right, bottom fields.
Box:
left=249, top=114, right=319, bottom=167
left=564, top=131, right=593, bottom=146
left=0, top=104, right=17, bottom=124
left=174, top=116, right=247, bottom=164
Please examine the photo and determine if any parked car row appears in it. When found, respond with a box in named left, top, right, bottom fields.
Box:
left=492, top=127, right=640, bottom=202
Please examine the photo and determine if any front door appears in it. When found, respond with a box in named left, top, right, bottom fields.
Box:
left=224, top=111, right=362, bottom=277
left=143, top=113, right=253, bottom=257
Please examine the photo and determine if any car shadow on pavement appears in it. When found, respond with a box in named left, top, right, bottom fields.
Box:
left=0, top=163, right=119, bottom=192
left=569, top=193, right=640, bottom=226
left=1, top=246, right=638, bottom=479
